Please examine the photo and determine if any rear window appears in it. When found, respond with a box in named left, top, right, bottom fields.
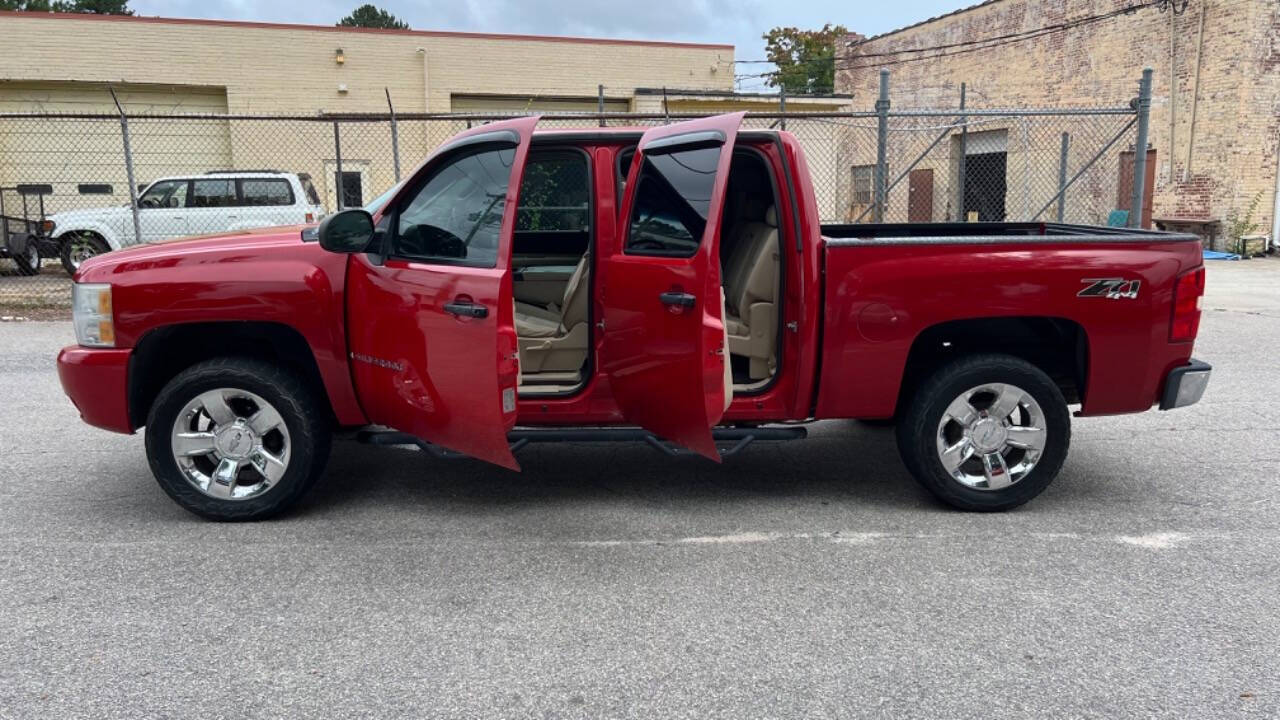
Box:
left=189, top=179, right=236, bottom=208
left=516, top=150, right=589, bottom=232
left=239, top=179, right=294, bottom=206
left=298, top=174, right=322, bottom=205
left=625, top=145, right=722, bottom=257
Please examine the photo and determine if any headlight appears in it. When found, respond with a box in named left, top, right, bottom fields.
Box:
left=72, top=283, right=114, bottom=347
left=40, top=219, right=55, bottom=235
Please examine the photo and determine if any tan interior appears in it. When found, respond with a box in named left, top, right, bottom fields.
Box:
left=514, top=252, right=590, bottom=377
left=721, top=205, right=780, bottom=382
left=512, top=149, right=782, bottom=397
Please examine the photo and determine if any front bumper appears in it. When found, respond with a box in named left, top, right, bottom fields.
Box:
left=57, top=345, right=134, bottom=433
left=1159, top=358, right=1211, bottom=410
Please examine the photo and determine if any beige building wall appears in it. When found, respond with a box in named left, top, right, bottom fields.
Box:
left=0, top=12, right=732, bottom=114
left=0, top=12, right=734, bottom=217
left=837, top=0, right=1280, bottom=237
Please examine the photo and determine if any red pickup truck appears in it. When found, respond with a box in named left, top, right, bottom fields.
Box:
left=57, top=113, right=1211, bottom=520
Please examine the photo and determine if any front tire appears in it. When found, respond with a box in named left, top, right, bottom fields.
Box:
left=896, top=354, right=1070, bottom=512
left=59, top=233, right=110, bottom=275
left=10, top=240, right=40, bottom=276
left=144, top=357, right=331, bottom=521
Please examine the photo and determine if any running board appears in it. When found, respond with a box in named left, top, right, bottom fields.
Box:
left=355, top=425, right=808, bottom=460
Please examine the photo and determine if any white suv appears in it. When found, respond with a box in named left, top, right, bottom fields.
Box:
left=47, top=171, right=325, bottom=273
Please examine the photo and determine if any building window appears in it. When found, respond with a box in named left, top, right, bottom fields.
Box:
left=851, top=165, right=874, bottom=207
left=335, top=171, right=363, bottom=209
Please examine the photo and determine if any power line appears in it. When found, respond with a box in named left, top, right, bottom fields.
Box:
left=734, top=0, right=1164, bottom=80
left=842, top=0, right=1159, bottom=59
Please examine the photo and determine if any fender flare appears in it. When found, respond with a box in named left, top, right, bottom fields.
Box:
left=53, top=222, right=124, bottom=251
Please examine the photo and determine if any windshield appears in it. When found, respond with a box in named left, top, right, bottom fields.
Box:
left=364, top=181, right=403, bottom=216
left=138, top=179, right=188, bottom=209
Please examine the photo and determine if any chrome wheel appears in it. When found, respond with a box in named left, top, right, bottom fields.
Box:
left=66, top=236, right=99, bottom=269
left=935, top=382, right=1046, bottom=490
left=169, top=388, right=291, bottom=501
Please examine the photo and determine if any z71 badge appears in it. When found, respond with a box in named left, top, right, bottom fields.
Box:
left=1078, top=278, right=1141, bottom=300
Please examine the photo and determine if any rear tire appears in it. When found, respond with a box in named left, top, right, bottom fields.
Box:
left=144, top=357, right=331, bottom=521
left=11, top=241, right=40, bottom=276
left=896, top=354, right=1070, bottom=512
left=59, top=233, right=110, bottom=275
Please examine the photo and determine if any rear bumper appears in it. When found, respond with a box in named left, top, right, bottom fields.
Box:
left=57, top=345, right=134, bottom=433
left=1159, top=358, right=1211, bottom=410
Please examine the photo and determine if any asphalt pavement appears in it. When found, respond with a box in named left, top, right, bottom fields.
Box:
left=1, top=259, right=1278, bottom=718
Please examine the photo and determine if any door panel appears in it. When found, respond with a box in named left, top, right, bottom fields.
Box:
left=138, top=208, right=187, bottom=243
left=1117, top=148, right=1156, bottom=229
left=137, top=179, right=189, bottom=243
left=513, top=265, right=575, bottom=306
left=345, top=116, right=539, bottom=470
left=908, top=168, right=933, bottom=223
left=602, top=112, right=744, bottom=460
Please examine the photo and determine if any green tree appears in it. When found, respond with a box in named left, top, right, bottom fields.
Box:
left=761, top=24, right=848, bottom=94
left=51, top=0, right=132, bottom=13
left=0, top=0, right=52, bottom=10
left=337, top=4, right=409, bottom=30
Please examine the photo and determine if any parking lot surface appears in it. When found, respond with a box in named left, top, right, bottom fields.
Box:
left=2, top=259, right=1278, bottom=718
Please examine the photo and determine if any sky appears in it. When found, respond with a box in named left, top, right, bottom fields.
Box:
left=130, top=0, right=971, bottom=92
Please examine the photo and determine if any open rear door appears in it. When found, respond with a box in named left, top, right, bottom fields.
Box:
left=602, top=112, right=744, bottom=460
left=345, top=116, right=539, bottom=470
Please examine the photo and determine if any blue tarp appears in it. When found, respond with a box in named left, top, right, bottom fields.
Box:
left=1203, top=250, right=1240, bottom=261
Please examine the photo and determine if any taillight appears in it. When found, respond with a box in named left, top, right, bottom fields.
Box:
left=1170, top=267, right=1205, bottom=342
left=304, top=212, right=315, bottom=223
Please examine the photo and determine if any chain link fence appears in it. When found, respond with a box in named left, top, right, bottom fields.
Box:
left=0, top=90, right=1146, bottom=310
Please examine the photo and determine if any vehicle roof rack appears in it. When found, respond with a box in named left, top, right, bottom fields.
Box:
left=203, top=169, right=284, bottom=175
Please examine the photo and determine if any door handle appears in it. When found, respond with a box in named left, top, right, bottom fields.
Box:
left=659, top=291, right=696, bottom=309
left=443, top=300, right=489, bottom=319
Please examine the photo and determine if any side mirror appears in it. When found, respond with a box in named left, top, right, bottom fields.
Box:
left=317, top=209, right=375, bottom=254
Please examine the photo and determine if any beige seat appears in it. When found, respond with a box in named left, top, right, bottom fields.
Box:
left=514, top=254, right=590, bottom=373
left=722, top=206, right=780, bottom=381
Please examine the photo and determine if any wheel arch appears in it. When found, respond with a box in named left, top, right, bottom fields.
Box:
left=896, top=316, right=1089, bottom=415
left=55, top=224, right=119, bottom=250
left=128, top=321, right=334, bottom=430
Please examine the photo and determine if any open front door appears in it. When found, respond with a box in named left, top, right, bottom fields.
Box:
left=345, top=116, right=539, bottom=470
left=602, top=112, right=744, bottom=460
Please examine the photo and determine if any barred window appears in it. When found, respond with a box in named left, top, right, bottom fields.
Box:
left=851, top=165, right=874, bottom=207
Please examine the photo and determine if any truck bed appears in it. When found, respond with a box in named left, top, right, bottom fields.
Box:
left=820, top=221, right=1198, bottom=245
left=814, top=221, right=1205, bottom=421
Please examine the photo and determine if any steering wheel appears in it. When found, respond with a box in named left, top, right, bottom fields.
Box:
left=628, top=236, right=670, bottom=252
left=403, top=224, right=466, bottom=259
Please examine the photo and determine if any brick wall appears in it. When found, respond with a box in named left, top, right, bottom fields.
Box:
left=837, top=0, right=1280, bottom=238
